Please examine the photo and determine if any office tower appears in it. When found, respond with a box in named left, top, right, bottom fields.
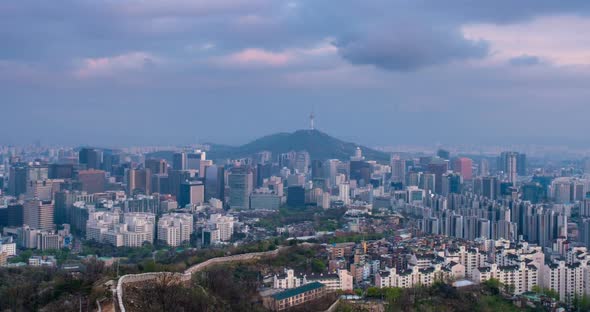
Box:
left=127, top=168, right=151, bottom=195
left=442, top=173, right=462, bottom=195
left=390, top=155, right=406, bottom=183
left=521, top=182, right=545, bottom=204
left=350, top=160, right=371, bottom=186
left=311, top=160, right=324, bottom=179
left=228, top=166, right=253, bottom=209
left=54, top=191, right=73, bottom=225
left=0, top=203, right=23, bottom=227
left=339, top=183, right=350, bottom=205
left=79, top=148, right=102, bottom=169
left=145, top=158, right=168, bottom=175
left=26, top=180, right=53, bottom=201
left=481, top=176, right=497, bottom=200
left=406, top=171, right=421, bottom=187
left=205, top=165, right=225, bottom=202
left=479, top=159, right=489, bottom=177
left=552, top=179, right=572, bottom=204
left=420, top=173, right=436, bottom=194
left=287, top=173, right=305, bottom=187
left=101, top=153, right=120, bottom=174
left=186, top=150, right=206, bottom=171
left=168, top=169, right=191, bottom=201
left=179, top=181, right=205, bottom=207
left=24, top=199, right=54, bottom=231
left=427, top=158, right=448, bottom=194
left=437, top=149, right=450, bottom=160
left=452, top=157, right=473, bottom=180
left=8, top=163, right=28, bottom=197
left=517, top=154, right=527, bottom=176
left=294, top=151, right=310, bottom=174
left=255, top=151, right=272, bottom=164
left=287, top=186, right=305, bottom=207
left=505, top=152, right=518, bottom=185
left=257, top=163, right=272, bottom=187
left=49, top=164, right=74, bottom=179
left=151, top=174, right=169, bottom=195
left=172, top=152, right=187, bottom=170
left=78, top=169, right=106, bottom=194
left=324, top=159, right=339, bottom=187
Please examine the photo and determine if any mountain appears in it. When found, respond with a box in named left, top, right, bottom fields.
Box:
left=206, top=129, right=390, bottom=162
left=145, top=129, right=390, bottom=163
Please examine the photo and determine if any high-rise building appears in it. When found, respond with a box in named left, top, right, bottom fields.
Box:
left=157, top=213, right=193, bottom=247
left=49, top=164, right=74, bottom=179
left=452, top=157, right=473, bottom=180
left=505, top=152, right=518, bottom=185
left=205, top=165, right=225, bottom=202
left=23, top=199, right=54, bottom=231
left=294, top=151, right=310, bottom=174
left=390, top=155, right=406, bottom=184
left=311, top=160, right=324, bottom=179
left=479, top=159, right=489, bottom=177
left=228, top=166, right=253, bottom=210
left=172, top=152, right=187, bottom=170
left=179, top=181, right=205, bottom=207
left=79, top=148, right=102, bottom=170
left=145, top=158, right=168, bottom=175
left=350, top=160, right=371, bottom=186
left=8, top=163, right=28, bottom=197
left=26, top=179, right=54, bottom=201
left=127, top=168, right=151, bottom=195
left=339, top=183, right=350, bottom=205
left=0, top=202, right=23, bottom=227
left=186, top=150, right=206, bottom=172
left=437, top=149, right=450, bottom=160
left=517, top=154, right=527, bottom=176
left=168, top=169, right=191, bottom=200
left=427, top=158, right=448, bottom=194
left=287, top=186, right=305, bottom=207
left=481, top=176, right=497, bottom=200
left=78, top=169, right=106, bottom=194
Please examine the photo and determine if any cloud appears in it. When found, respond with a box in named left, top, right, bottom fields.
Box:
left=509, top=55, right=541, bottom=66
left=216, top=48, right=292, bottom=67
left=335, top=24, right=489, bottom=71
left=74, top=52, right=159, bottom=79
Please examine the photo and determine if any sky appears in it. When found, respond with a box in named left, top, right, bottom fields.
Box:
left=2, top=1, right=590, bottom=147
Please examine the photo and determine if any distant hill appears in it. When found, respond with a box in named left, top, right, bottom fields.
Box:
left=146, top=129, right=389, bottom=163
left=207, top=129, right=390, bottom=162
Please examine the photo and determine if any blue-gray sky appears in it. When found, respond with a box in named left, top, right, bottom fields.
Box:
left=2, top=1, right=590, bottom=147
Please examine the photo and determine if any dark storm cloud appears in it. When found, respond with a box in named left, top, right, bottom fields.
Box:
left=335, top=24, right=489, bottom=71
left=509, top=55, right=542, bottom=66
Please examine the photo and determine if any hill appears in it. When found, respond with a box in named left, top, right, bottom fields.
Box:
left=146, top=129, right=390, bottom=163
left=206, top=129, right=389, bottom=162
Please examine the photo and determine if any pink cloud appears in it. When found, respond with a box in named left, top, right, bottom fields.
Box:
left=75, top=52, right=158, bottom=79
left=219, top=48, right=293, bottom=67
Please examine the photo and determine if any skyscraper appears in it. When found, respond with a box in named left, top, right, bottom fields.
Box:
left=427, top=158, right=448, bottom=194
left=228, top=166, right=253, bottom=210
left=8, top=163, right=28, bottom=197
left=179, top=181, right=205, bottom=207
left=505, top=152, right=518, bottom=185
left=79, top=148, right=102, bottom=169
left=127, top=168, right=152, bottom=195
left=23, top=199, right=54, bottom=231
left=145, top=158, right=168, bottom=175
left=205, top=165, right=225, bottom=202
left=390, top=155, right=406, bottom=183
left=172, top=152, right=187, bottom=170
left=452, top=157, right=473, bottom=180
left=78, top=169, right=106, bottom=194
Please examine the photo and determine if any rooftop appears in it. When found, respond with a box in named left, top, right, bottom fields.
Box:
left=271, top=282, right=325, bottom=301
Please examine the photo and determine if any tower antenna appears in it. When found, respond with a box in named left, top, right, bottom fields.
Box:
left=309, top=112, right=315, bottom=130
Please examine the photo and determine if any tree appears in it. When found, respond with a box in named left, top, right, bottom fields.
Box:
left=311, top=259, right=326, bottom=273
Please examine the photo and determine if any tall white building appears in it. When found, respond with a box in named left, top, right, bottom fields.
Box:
left=339, top=183, right=350, bottom=205
left=157, top=213, right=193, bottom=246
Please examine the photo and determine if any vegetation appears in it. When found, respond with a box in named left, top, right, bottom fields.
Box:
left=0, top=258, right=111, bottom=311
left=337, top=282, right=531, bottom=312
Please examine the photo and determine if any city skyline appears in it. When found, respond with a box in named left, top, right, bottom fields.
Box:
left=2, top=1, right=590, bottom=146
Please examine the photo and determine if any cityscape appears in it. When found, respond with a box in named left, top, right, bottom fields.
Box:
left=3, top=1, right=590, bottom=312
